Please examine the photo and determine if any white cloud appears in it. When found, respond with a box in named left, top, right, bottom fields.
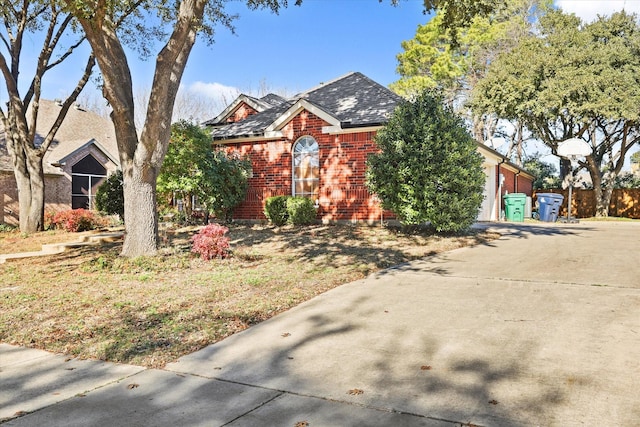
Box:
left=555, top=0, right=640, bottom=22
left=186, top=81, right=240, bottom=105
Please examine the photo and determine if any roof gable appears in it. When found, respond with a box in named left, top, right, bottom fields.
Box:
left=0, top=99, right=118, bottom=173
left=266, top=99, right=341, bottom=133
left=204, top=94, right=285, bottom=126
left=299, top=72, right=402, bottom=127
left=209, top=72, right=402, bottom=141
left=57, top=138, right=120, bottom=167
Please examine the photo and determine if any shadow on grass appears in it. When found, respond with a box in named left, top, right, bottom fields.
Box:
left=229, top=223, right=498, bottom=272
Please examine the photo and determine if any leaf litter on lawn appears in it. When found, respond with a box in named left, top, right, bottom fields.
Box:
left=0, top=223, right=498, bottom=368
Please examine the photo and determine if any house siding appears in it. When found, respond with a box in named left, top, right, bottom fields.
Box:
left=0, top=146, right=119, bottom=225
left=498, top=166, right=533, bottom=197
left=222, top=110, right=390, bottom=223
left=1, top=172, right=68, bottom=225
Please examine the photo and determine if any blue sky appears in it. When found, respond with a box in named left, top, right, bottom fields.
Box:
left=27, top=0, right=429, bottom=116
left=28, top=0, right=640, bottom=114
left=181, top=0, right=429, bottom=96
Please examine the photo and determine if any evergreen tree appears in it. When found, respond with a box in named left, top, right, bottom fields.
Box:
left=366, top=91, right=485, bottom=232
left=95, top=170, right=125, bottom=220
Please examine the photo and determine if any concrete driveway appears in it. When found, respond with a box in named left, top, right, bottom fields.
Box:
left=3, top=221, right=639, bottom=426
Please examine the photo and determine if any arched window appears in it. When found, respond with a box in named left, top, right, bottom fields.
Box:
left=71, top=155, right=107, bottom=209
left=292, top=136, right=319, bottom=198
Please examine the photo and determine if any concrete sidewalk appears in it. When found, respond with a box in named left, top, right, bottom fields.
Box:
left=2, top=221, right=639, bottom=426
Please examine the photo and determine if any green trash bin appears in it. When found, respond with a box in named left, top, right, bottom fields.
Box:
left=503, top=193, right=526, bottom=222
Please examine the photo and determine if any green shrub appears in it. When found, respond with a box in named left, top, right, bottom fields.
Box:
left=159, top=207, right=188, bottom=226
left=264, top=196, right=289, bottom=226
left=366, top=90, right=485, bottom=233
left=286, top=197, right=317, bottom=225
left=95, top=170, right=125, bottom=220
left=0, top=223, right=16, bottom=233
left=158, top=122, right=251, bottom=222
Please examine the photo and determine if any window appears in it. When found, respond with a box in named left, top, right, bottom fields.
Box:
left=292, top=136, right=319, bottom=198
left=71, top=155, right=107, bottom=209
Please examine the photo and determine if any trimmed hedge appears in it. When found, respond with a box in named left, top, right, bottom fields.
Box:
left=264, top=196, right=317, bottom=226
left=286, top=197, right=316, bottom=225
left=264, top=196, right=289, bottom=226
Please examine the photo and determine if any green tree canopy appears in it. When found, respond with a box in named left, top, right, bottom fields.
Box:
left=523, top=155, right=560, bottom=190
left=158, top=121, right=250, bottom=222
left=614, top=172, right=640, bottom=189
left=420, top=0, right=500, bottom=44
left=392, top=0, right=550, bottom=164
left=392, top=1, right=547, bottom=100
left=472, top=10, right=640, bottom=216
left=366, top=91, right=485, bottom=232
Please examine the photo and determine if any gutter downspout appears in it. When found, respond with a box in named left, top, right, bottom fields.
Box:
left=497, top=159, right=506, bottom=221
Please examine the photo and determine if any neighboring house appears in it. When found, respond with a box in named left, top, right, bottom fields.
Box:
left=206, top=72, right=534, bottom=223
left=476, top=143, right=535, bottom=221
left=0, top=100, right=119, bottom=225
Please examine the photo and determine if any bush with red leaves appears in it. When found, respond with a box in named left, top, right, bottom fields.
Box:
left=190, top=223, right=230, bottom=260
left=50, top=209, right=100, bottom=232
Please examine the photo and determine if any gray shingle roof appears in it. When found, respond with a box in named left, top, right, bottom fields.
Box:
left=210, top=101, right=294, bottom=139
left=299, top=72, right=403, bottom=127
left=209, top=72, right=402, bottom=140
left=0, top=100, right=118, bottom=174
left=202, top=93, right=285, bottom=127
left=260, top=93, right=287, bottom=107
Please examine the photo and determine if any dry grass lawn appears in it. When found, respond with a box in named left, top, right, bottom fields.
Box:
left=0, top=223, right=499, bottom=368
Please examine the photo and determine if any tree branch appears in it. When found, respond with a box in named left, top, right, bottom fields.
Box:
left=38, top=53, right=96, bottom=155
left=140, top=0, right=207, bottom=168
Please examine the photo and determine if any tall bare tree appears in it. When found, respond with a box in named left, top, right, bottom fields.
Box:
left=0, top=1, right=95, bottom=233
left=62, top=0, right=299, bottom=257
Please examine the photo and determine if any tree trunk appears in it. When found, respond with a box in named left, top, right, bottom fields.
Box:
left=594, top=185, right=613, bottom=217
left=559, top=158, right=572, bottom=181
left=121, top=159, right=159, bottom=256
left=13, top=152, right=45, bottom=233
left=587, top=157, right=610, bottom=218
left=68, top=0, right=206, bottom=257
left=3, top=120, right=46, bottom=233
left=515, top=122, right=523, bottom=167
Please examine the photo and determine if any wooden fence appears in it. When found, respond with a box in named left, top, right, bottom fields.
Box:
left=533, top=188, right=640, bottom=219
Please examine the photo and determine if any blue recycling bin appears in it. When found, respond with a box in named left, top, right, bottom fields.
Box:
left=503, top=193, right=526, bottom=222
left=536, top=193, right=564, bottom=222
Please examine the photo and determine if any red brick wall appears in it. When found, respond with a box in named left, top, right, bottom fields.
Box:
left=1, top=172, right=69, bottom=225
left=517, top=174, right=533, bottom=196
left=226, top=103, right=259, bottom=123
left=497, top=166, right=533, bottom=197
left=222, top=109, right=390, bottom=222
left=0, top=172, right=18, bottom=225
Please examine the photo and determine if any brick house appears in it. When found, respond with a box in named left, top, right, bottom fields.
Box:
left=205, top=72, right=534, bottom=223
left=476, top=143, right=535, bottom=221
left=0, top=100, right=119, bottom=225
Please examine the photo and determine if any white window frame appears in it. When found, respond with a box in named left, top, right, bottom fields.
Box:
left=292, top=136, right=319, bottom=198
